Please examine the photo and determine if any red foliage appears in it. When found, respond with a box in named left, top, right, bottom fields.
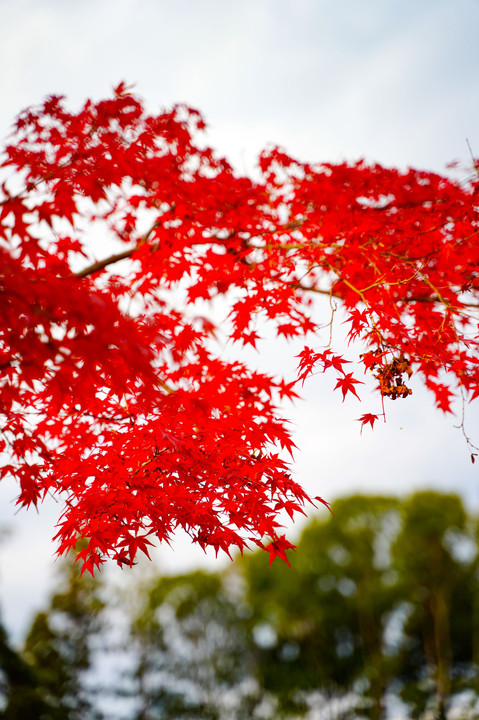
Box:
left=1, top=84, right=479, bottom=572
left=357, top=413, right=381, bottom=434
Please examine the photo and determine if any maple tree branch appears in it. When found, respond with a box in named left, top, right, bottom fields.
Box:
left=291, top=279, right=479, bottom=309
left=75, top=246, right=137, bottom=278
left=0, top=160, right=76, bottom=208
left=156, top=378, right=175, bottom=395
left=75, top=220, right=162, bottom=278
left=289, top=282, right=339, bottom=298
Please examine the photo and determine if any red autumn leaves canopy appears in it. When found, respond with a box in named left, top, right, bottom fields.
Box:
left=1, top=84, right=478, bottom=573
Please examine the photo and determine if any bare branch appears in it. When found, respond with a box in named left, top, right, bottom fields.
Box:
left=75, top=220, right=162, bottom=278
left=75, top=246, right=138, bottom=278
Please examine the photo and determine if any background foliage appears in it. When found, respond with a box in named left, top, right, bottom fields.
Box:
left=1, top=491, right=478, bottom=720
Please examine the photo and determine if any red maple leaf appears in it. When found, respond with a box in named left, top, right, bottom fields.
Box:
left=334, top=373, right=364, bottom=401
left=265, top=535, right=297, bottom=567
left=357, top=413, right=380, bottom=433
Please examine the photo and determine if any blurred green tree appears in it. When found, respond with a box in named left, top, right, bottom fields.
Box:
left=242, top=495, right=401, bottom=719
left=2, top=491, right=479, bottom=720
left=391, top=492, right=478, bottom=719
left=0, top=619, right=56, bottom=719
left=21, top=550, right=105, bottom=720
left=130, top=570, right=258, bottom=720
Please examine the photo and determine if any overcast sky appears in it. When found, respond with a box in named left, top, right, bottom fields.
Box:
left=1, top=0, right=479, bottom=642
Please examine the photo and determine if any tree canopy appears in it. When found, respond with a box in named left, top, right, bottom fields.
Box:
left=1, top=84, right=478, bottom=571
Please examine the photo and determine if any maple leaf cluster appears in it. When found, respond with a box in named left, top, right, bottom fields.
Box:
left=1, top=84, right=478, bottom=573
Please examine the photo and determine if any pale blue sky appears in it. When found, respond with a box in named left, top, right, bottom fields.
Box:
left=1, top=0, right=479, bottom=641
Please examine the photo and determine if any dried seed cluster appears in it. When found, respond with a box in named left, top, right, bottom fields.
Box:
left=373, top=355, right=413, bottom=400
